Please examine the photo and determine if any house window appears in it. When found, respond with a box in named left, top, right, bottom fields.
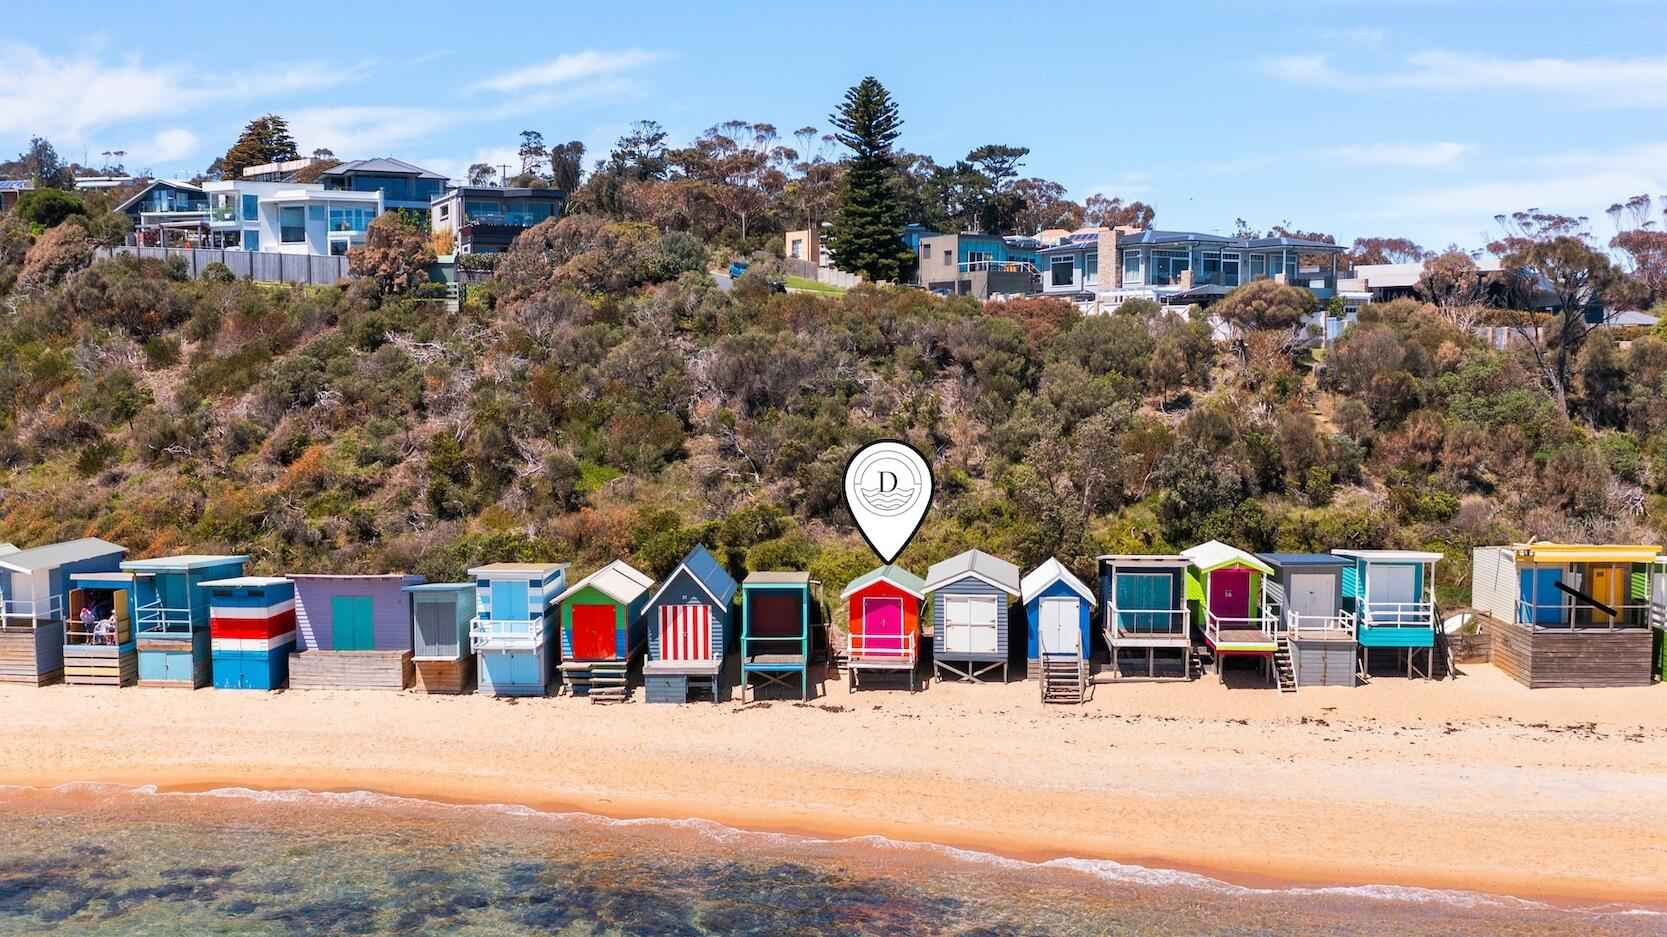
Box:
left=943, top=249, right=952, bottom=266
left=967, top=250, right=992, bottom=267
left=439, top=204, right=449, bottom=220
left=1221, top=252, right=1241, bottom=286
left=1151, top=251, right=1190, bottom=286
left=1201, top=252, right=1221, bottom=285
left=309, top=205, right=325, bottom=222
left=1050, top=256, right=1075, bottom=287
left=328, top=207, right=377, bottom=233
left=241, top=194, right=258, bottom=222
left=279, top=206, right=307, bottom=243
left=920, top=242, right=931, bottom=261
left=244, top=229, right=260, bottom=252
left=790, top=238, right=803, bottom=258
left=1123, top=250, right=1142, bottom=285
left=1084, top=250, right=1098, bottom=284
left=329, top=238, right=349, bottom=256
left=1250, top=254, right=1266, bottom=279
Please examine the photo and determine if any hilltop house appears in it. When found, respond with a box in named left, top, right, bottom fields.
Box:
left=320, top=158, right=449, bottom=215
left=117, top=180, right=210, bottom=245
left=901, top=224, right=1043, bottom=298
left=202, top=180, right=384, bottom=255
left=1040, top=228, right=1359, bottom=307
left=0, top=179, right=35, bottom=213
left=430, top=186, right=567, bottom=254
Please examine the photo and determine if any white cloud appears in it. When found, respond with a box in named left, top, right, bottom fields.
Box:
left=1262, top=49, right=1667, bottom=107
left=0, top=41, right=353, bottom=142
left=473, top=49, right=660, bottom=93
left=418, top=146, right=523, bottom=185
left=1326, top=142, right=1473, bottom=169
left=287, top=106, right=454, bottom=158
left=94, top=127, right=202, bottom=172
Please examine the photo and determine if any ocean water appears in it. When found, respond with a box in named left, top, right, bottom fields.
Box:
left=0, top=785, right=1661, bottom=936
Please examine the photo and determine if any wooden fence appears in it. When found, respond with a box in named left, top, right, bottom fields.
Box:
left=97, top=246, right=350, bottom=286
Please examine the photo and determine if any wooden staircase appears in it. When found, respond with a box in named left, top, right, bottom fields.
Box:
left=562, top=660, right=630, bottom=702
left=1039, top=654, right=1087, bottom=705
left=1273, top=634, right=1296, bottom=692
left=1189, top=647, right=1209, bottom=681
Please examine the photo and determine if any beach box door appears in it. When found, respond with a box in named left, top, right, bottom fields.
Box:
left=491, top=580, right=529, bottom=629
left=1370, top=565, right=1417, bottom=623
left=571, top=604, right=617, bottom=659
left=1210, top=568, right=1251, bottom=620
left=1039, top=596, right=1080, bottom=656
left=331, top=595, right=375, bottom=650
left=944, top=596, right=997, bottom=654
left=1116, top=573, right=1169, bottom=633
left=659, top=605, right=712, bottom=662
left=862, top=597, right=904, bottom=653
left=1588, top=565, right=1622, bottom=626
left=1289, top=573, right=1336, bottom=625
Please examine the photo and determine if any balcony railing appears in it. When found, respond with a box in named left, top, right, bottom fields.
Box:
left=1203, top=609, right=1281, bottom=646
left=1286, top=609, right=1356, bottom=637
left=0, top=593, right=65, bottom=631
left=960, top=260, right=1038, bottom=275
left=1104, top=606, right=1190, bottom=638
left=848, top=629, right=916, bottom=666
left=469, top=616, right=543, bottom=652
left=1516, top=599, right=1651, bottom=631
left=136, top=602, right=196, bottom=637
left=65, top=615, right=128, bottom=646
left=1359, top=602, right=1436, bottom=630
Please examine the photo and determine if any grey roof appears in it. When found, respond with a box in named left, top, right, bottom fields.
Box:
left=1258, top=552, right=1349, bottom=569
left=744, top=571, right=810, bottom=586
left=0, top=179, right=35, bottom=191
left=1052, top=229, right=1348, bottom=255
left=405, top=581, right=474, bottom=593
left=114, top=179, right=204, bottom=213
left=840, top=564, right=926, bottom=600
left=432, top=185, right=568, bottom=204
left=322, top=157, right=448, bottom=180
left=0, top=537, right=125, bottom=573
left=682, top=545, right=739, bottom=604
left=924, top=549, right=1021, bottom=595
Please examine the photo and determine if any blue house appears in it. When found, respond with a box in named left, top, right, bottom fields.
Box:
left=320, top=158, right=449, bottom=215
left=925, top=549, right=1021, bottom=683
left=469, top=562, right=567, bottom=697
left=642, top=545, right=738, bottom=703
left=117, top=180, right=210, bottom=245
left=124, top=554, right=250, bottom=688
left=1097, top=554, right=1193, bottom=680
left=0, top=538, right=128, bottom=686
left=903, top=224, right=1043, bottom=298
left=1333, top=549, right=1442, bottom=679
left=1020, top=558, right=1094, bottom=703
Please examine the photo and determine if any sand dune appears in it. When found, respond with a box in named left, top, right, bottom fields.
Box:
left=3, top=664, right=1665, bottom=907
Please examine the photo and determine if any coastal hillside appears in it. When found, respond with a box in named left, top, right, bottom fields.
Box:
left=3, top=216, right=1663, bottom=619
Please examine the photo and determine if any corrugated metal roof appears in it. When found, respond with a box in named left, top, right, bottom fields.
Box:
left=468, top=562, right=569, bottom=577
left=122, top=554, right=249, bottom=572
left=745, top=571, right=810, bottom=586
left=1258, top=553, right=1349, bottom=568
left=1096, top=554, right=1189, bottom=564
left=924, top=549, right=1021, bottom=595
left=114, top=179, right=205, bottom=213
left=200, top=576, right=292, bottom=588
left=556, top=559, right=654, bottom=605
left=1182, top=540, right=1273, bottom=575
left=840, top=564, right=926, bottom=600
left=404, top=582, right=474, bottom=593
left=1332, top=549, right=1444, bottom=563
left=681, top=545, right=738, bottom=605
left=1020, top=558, right=1094, bottom=604
left=1509, top=543, right=1660, bottom=564
left=0, top=538, right=125, bottom=573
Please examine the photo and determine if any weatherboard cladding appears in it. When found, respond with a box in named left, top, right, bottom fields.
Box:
left=931, top=573, right=1011, bottom=661
left=1024, top=577, right=1093, bottom=661
left=291, top=576, right=420, bottom=651
left=559, top=583, right=649, bottom=661
left=645, top=564, right=731, bottom=661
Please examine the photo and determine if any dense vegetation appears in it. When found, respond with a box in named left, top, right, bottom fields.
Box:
left=3, top=210, right=1664, bottom=623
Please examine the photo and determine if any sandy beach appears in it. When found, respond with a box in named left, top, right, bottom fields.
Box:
left=3, top=663, right=1666, bottom=908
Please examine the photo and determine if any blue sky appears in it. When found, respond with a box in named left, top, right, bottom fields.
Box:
left=4, top=0, right=1665, bottom=252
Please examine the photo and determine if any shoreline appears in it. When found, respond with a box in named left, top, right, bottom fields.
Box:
left=4, top=666, right=1667, bottom=909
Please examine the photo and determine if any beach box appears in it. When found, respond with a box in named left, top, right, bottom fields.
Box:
left=206, top=577, right=296, bottom=691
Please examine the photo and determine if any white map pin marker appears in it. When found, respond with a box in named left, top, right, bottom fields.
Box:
left=844, top=440, right=934, bottom=564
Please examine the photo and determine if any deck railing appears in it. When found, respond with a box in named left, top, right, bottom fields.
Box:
left=0, top=593, right=65, bottom=631
left=1515, top=599, right=1652, bottom=631
left=1105, top=606, right=1191, bottom=638
left=1286, top=609, right=1356, bottom=637
left=1358, top=601, right=1436, bottom=630
left=64, top=616, right=127, bottom=646
left=1203, top=609, right=1281, bottom=646
left=135, top=602, right=196, bottom=637
left=469, top=616, right=542, bottom=652
left=848, top=629, right=916, bottom=665
left=960, top=260, right=1039, bottom=275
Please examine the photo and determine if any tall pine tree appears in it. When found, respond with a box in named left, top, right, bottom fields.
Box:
left=218, top=114, right=301, bottom=181
left=826, top=78, right=916, bottom=283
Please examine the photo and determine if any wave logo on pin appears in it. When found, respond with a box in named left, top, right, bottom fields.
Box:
left=844, top=440, right=933, bottom=564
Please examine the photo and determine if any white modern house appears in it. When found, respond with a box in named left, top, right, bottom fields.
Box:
left=202, top=180, right=384, bottom=256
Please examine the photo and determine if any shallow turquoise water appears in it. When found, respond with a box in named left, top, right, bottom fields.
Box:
left=0, top=786, right=1660, bottom=936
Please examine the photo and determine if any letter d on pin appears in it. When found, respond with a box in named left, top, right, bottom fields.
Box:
left=844, top=440, right=933, bottom=564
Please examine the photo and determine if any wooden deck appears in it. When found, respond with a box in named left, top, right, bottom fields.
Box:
left=1106, top=627, right=1192, bottom=649
left=412, top=656, right=474, bottom=695
left=1212, top=628, right=1275, bottom=651
left=63, top=644, right=137, bottom=686
left=1491, top=619, right=1654, bottom=688
left=288, top=650, right=412, bottom=691
left=743, top=653, right=807, bottom=668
